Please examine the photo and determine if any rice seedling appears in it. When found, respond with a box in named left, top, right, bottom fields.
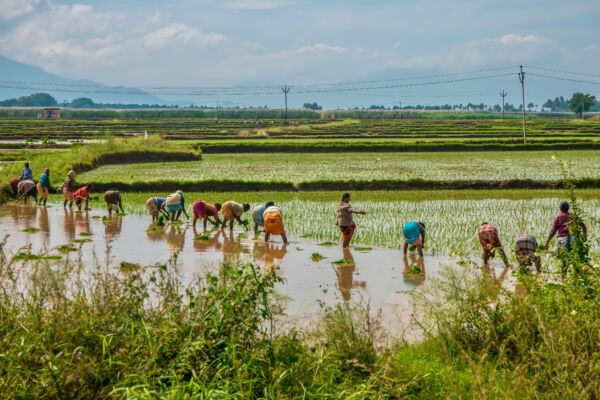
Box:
left=332, top=259, right=355, bottom=265
left=72, top=238, right=92, bottom=243
left=78, top=232, right=92, bottom=236
left=194, top=234, right=211, bottom=241
left=21, top=227, right=40, bottom=233
left=57, top=245, right=77, bottom=253
left=311, top=252, right=325, bottom=261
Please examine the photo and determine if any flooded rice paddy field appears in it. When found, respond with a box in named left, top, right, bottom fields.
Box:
left=0, top=203, right=515, bottom=330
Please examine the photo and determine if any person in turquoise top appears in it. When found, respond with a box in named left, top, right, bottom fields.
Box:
left=20, top=162, right=33, bottom=181
left=402, top=221, right=426, bottom=256
left=37, top=168, right=51, bottom=207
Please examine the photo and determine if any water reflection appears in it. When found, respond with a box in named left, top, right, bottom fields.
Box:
left=104, top=215, right=123, bottom=239
left=481, top=264, right=510, bottom=284
left=165, top=225, right=186, bottom=252
left=403, top=254, right=426, bottom=288
left=261, top=242, right=288, bottom=274
left=63, top=209, right=76, bottom=242
left=336, top=248, right=366, bottom=301
left=75, top=212, right=91, bottom=235
left=192, top=227, right=222, bottom=253
left=11, top=204, right=36, bottom=229
left=146, top=224, right=166, bottom=242
left=37, top=208, right=50, bottom=244
left=221, top=230, right=249, bottom=263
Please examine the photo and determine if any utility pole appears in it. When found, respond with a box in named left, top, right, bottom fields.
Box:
left=281, top=85, right=291, bottom=125
left=582, top=104, right=585, bottom=120
left=499, top=90, right=507, bottom=120
left=518, top=66, right=526, bottom=144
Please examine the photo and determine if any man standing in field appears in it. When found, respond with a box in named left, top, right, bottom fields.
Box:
left=263, top=204, right=288, bottom=244
left=104, top=190, right=124, bottom=217
left=252, top=201, right=274, bottom=235
left=544, top=201, right=587, bottom=252
left=403, top=221, right=426, bottom=256
left=36, top=168, right=51, bottom=207
left=336, top=193, right=366, bottom=248
left=477, top=223, right=510, bottom=268
left=515, top=234, right=541, bottom=272
left=146, top=196, right=168, bottom=222
left=192, top=200, right=222, bottom=231
left=221, top=200, right=250, bottom=231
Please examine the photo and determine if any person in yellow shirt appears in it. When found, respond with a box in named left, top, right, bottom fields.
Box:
left=221, top=200, right=250, bottom=231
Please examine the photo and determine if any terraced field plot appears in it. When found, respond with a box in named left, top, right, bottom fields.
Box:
left=79, top=150, right=598, bottom=184
left=47, top=190, right=600, bottom=260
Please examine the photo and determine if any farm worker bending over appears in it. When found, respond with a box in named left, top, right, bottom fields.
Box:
left=221, top=201, right=250, bottom=231
left=20, top=162, right=33, bottom=181
left=74, top=184, right=92, bottom=211
left=37, top=168, right=51, bottom=207
left=336, top=193, right=366, bottom=248
left=62, top=170, right=77, bottom=209
left=515, top=234, right=541, bottom=273
left=263, top=205, right=288, bottom=244
left=10, top=178, right=20, bottom=196
left=146, top=197, right=169, bottom=222
left=403, top=221, right=426, bottom=256
left=104, top=190, right=124, bottom=217
left=192, top=200, right=222, bottom=231
left=544, top=201, right=587, bottom=252
left=17, top=180, right=37, bottom=204
left=252, top=201, right=274, bottom=235
left=166, top=190, right=188, bottom=222
left=477, top=223, right=510, bottom=268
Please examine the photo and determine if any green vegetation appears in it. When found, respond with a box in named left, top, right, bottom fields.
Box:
left=332, top=258, right=355, bottom=265
left=311, top=252, right=325, bottom=261
left=21, top=227, right=40, bottom=233
left=79, top=150, right=600, bottom=187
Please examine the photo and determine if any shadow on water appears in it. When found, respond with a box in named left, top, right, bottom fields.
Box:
left=0, top=203, right=480, bottom=324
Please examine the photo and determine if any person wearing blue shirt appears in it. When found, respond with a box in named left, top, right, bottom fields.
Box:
left=37, top=168, right=51, bottom=207
left=20, top=162, right=33, bottom=181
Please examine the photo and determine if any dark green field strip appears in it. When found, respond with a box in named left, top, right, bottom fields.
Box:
left=199, top=142, right=600, bottom=153
left=87, top=177, right=600, bottom=192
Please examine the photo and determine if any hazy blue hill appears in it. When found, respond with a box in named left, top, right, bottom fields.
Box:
left=0, top=55, right=166, bottom=105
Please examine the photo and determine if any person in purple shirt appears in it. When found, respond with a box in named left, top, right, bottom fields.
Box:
left=544, top=200, right=587, bottom=252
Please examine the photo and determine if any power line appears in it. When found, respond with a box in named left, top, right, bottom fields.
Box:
left=526, top=66, right=600, bottom=79
left=528, top=73, right=600, bottom=85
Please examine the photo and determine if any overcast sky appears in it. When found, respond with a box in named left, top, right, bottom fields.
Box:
left=0, top=0, right=598, bottom=93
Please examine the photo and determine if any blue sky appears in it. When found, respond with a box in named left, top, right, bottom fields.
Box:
left=0, top=0, right=598, bottom=106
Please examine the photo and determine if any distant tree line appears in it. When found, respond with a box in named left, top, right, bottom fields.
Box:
left=0, top=93, right=58, bottom=107
left=303, top=102, right=322, bottom=110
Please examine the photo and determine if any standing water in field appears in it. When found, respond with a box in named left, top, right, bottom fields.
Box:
left=0, top=204, right=508, bottom=329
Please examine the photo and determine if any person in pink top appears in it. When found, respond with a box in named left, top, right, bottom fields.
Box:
left=544, top=201, right=587, bottom=252
left=192, top=200, right=222, bottom=231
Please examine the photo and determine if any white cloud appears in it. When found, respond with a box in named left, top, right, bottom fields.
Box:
left=282, top=43, right=348, bottom=56
left=0, top=0, right=40, bottom=21
left=222, top=0, right=287, bottom=10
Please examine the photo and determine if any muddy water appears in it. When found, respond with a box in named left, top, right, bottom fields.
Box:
left=0, top=204, right=509, bottom=331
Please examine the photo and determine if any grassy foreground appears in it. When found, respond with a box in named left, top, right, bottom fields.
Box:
left=1, top=202, right=600, bottom=398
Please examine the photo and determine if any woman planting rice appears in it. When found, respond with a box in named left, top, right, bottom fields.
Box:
left=221, top=200, right=250, bottom=231
left=74, top=184, right=93, bottom=211
left=17, top=180, right=37, bottom=204
left=477, top=222, right=510, bottom=268
left=252, top=201, right=274, bottom=235
left=146, top=197, right=168, bottom=221
left=336, top=193, right=366, bottom=248
left=263, top=205, right=288, bottom=244
left=166, top=190, right=188, bottom=222
left=36, top=168, right=50, bottom=207
left=192, top=200, right=222, bottom=230
left=104, top=190, right=124, bottom=217
left=402, top=221, right=426, bottom=256
left=62, top=170, right=77, bottom=209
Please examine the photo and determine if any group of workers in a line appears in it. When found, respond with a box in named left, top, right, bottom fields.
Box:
left=338, top=192, right=586, bottom=271
left=145, top=192, right=289, bottom=243
left=11, top=163, right=587, bottom=263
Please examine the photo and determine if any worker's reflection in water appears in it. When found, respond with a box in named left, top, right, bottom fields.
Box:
left=261, top=242, right=288, bottom=274
left=192, top=226, right=222, bottom=253
left=63, top=208, right=75, bottom=242
left=165, top=224, right=186, bottom=252
left=402, top=254, right=426, bottom=288
left=13, top=204, right=36, bottom=229
left=37, top=207, right=50, bottom=244
left=221, top=230, right=249, bottom=263
left=75, top=211, right=91, bottom=235
left=336, top=247, right=366, bottom=301
left=146, top=224, right=166, bottom=243
left=104, top=215, right=123, bottom=239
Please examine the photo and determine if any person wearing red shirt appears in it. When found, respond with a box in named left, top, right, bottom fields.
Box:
left=544, top=201, right=587, bottom=252
left=74, top=184, right=92, bottom=211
